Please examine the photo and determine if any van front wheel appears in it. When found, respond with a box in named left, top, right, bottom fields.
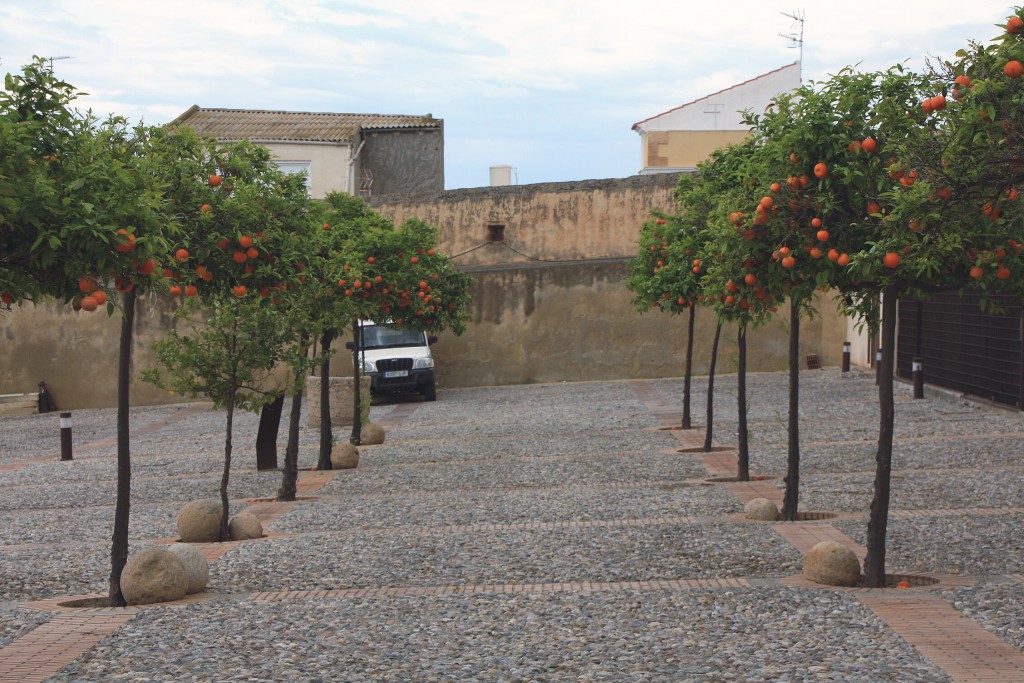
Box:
left=423, top=378, right=437, bottom=402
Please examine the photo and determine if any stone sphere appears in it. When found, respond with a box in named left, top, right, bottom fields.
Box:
left=177, top=499, right=223, bottom=543
left=803, top=541, right=861, bottom=587
left=120, top=548, right=188, bottom=605
left=361, top=423, right=386, bottom=445
left=744, top=498, right=781, bottom=521
left=330, top=442, right=360, bottom=470
left=166, top=543, right=210, bottom=594
left=228, top=511, right=264, bottom=541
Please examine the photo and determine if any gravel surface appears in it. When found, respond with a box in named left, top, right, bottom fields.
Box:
left=0, top=370, right=1020, bottom=681
left=48, top=589, right=949, bottom=683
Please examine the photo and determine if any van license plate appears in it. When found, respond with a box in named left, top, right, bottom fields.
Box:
left=383, top=370, right=408, bottom=378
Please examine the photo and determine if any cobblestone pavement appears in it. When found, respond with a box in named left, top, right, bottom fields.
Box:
left=1, top=369, right=1023, bottom=682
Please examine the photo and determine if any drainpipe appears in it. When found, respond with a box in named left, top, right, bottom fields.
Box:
left=348, top=138, right=366, bottom=195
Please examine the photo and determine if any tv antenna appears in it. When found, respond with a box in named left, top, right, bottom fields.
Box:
left=779, top=10, right=804, bottom=81
left=46, top=55, right=72, bottom=71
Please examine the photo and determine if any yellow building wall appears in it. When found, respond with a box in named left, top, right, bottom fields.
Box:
left=644, top=130, right=751, bottom=170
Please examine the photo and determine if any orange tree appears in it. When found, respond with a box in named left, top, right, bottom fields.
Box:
left=840, top=11, right=1024, bottom=586
left=324, top=200, right=474, bottom=447
left=144, top=140, right=316, bottom=542
left=628, top=163, right=742, bottom=434
left=730, top=65, right=931, bottom=522
left=0, top=58, right=212, bottom=606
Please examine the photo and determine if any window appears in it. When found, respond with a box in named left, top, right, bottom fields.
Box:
left=274, top=161, right=312, bottom=194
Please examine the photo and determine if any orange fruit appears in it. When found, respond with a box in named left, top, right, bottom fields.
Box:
left=883, top=252, right=901, bottom=269
left=996, top=266, right=1011, bottom=279
left=233, top=285, right=247, bottom=297
left=79, top=276, right=98, bottom=293
left=744, top=273, right=757, bottom=286
left=930, top=95, right=947, bottom=112
left=861, top=137, right=877, bottom=153
left=184, top=285, right=198, bottom=297
left=238, top=235, right=254, bottom=248
left=200, top=204, right=213, bottom=214
left=837, top=253, right=850, bottom=266
left=781, top=255, right=796, bottom=268
left=969, top=266, right=984, bottom=278
left=813, top=162, right=829, bottom=179
left=168, top=285, right=182, bottom=296
left=816, top=230, right=830, bottom=242
left=811, top=217, right=823, bottom=229
left=92, top=290, right=107, bottom=305
left=866, top=201, right=881, bottom=215
left=827, top=248, right=840, bottom=261
left=954, top=74, right=971, bottom=87
left=137, top=258, right=156, bottom=276
left=209, top=174, right=223, bottom=187
left=1005, top=60, right=1024, bottom=78
left=174, top=248, right=190, bottom=262
left=246, top=247, right=259, bottom=259
left=1008, top=16, right=1023, bottom=33
left=79, top=295, right=98, bottom=311
left=896, top=580, right=912, bottom=589
left=232, top=250, right=248, bottom=263
left=809, top=247, right=823, bottom=259
left=770, top=182, right=781, bottom=193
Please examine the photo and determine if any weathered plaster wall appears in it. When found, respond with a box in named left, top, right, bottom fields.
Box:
left=1, top=174, right=857, bottom=409
left=424, top=259, right=843, bottom=391
left=371, top=174, right=682, bottom=268
left=0, top=294, right=190, bottom=410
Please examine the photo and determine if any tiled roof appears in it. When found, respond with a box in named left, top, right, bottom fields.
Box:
left=168, top=106, right=441, bottom=143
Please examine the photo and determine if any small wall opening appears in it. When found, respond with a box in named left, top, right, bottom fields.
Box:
left=487, top=224, right=506, bottom=242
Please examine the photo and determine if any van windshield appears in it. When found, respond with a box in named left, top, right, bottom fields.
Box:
left=360, top=325, right=425, bottom=350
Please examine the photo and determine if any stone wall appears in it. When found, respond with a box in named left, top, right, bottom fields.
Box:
left=427, top=258, right=842, bottom=391
left=1, top=174, right=854, bottom=409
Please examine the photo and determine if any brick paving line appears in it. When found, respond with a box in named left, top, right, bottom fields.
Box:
left=627, top=378, right=1024, bottom=683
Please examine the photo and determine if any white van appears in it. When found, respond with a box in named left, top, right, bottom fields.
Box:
left=347, top=321, right=438, bottom=401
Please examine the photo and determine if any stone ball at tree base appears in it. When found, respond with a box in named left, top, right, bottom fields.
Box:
left=177, top=499, right=222, bottom=543
left=330, top=442, right=360, bottom=469
left=166, top=543, right=210, bottom=594
left=360, top=423, right=386, bottom=445
left=744, top=497, right=781, bottom=521
left=228, top=512, right=264, bottom=541
left=803, top=541, right=862, bottom=587
left=120, top=548, right=188, bottom=606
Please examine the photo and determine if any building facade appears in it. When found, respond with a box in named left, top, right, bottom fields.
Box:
left=169, top=106, right=444, bottom=198
left=632, top=62, right=801, bottom=175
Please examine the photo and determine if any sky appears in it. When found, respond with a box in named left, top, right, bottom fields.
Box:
left=1, top=1, right=1019, bottom=190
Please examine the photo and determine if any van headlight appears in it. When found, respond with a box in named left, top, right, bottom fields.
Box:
left=362, top=360, right=376, bottom=373
left=414, top=357, right=434, bottom=369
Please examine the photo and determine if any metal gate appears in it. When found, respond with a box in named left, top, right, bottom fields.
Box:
left=896, top=291, right=1023, bottom=409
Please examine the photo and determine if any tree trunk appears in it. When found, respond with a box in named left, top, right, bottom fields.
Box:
left=316, top=330, right=335, bottom=470
left=864, top=285, right=898, bottom=587
left=107, top=288, right=136, bottom=607
left=219, top=387, right=236, bottom=542
left=737, top=321, right=750, bottom=482
left=350, top=319, right=363, bottom=445
left=682, top=304, right=695, bottom=430
left=277, top=337, right=309, bottom=502
left=781, top=298, right=801, bottom=521
left=702, top=320, right=722, bottom=452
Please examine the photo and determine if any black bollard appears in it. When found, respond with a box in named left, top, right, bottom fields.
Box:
left=912, top=357, right=924, bottom=399
left=59, top=412, right=73, bottom=461
left=841, top=342, right=851, bottom=373
left=875, top=348, right=883, bottom=385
